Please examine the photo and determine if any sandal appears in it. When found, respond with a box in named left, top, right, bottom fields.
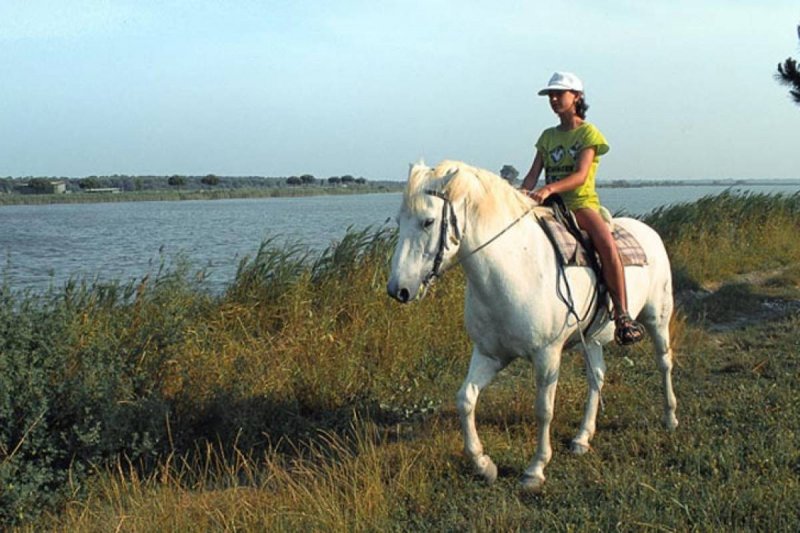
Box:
left=614, top=313, right=645, bottom=346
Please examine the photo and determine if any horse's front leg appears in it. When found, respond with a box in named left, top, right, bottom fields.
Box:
left=456, top=348, right=505, bottom=484
left=521, top=347, right=562, bottom=493
left=571, top=341, right=606, bottom=454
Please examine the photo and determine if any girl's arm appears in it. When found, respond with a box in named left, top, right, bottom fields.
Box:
left=520, top=151, right=544, bottom=192
left=531, top=147, right=596, bottom=203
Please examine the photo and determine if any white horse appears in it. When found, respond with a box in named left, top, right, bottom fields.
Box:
left=387, top=160, right=678, bottom=493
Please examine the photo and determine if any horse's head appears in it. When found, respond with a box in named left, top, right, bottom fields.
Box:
left=387, top=161, right=463, bottom=303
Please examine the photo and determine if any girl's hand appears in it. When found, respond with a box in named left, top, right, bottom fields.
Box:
left=530, top=186, right=553, bottom=204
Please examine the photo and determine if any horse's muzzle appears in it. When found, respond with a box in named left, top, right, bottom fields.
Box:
left=386, top=281, right=412, bottom=303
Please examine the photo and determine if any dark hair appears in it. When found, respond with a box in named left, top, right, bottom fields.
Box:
left=575, top=94, right=590, bottom=119
left=575, top=93, right=589, bottom=119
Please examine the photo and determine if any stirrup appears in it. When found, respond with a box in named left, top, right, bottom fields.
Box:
left=614, top=313, right=645, bottom=346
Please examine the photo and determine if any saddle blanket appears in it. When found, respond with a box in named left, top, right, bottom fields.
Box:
left=538, top=212, right=648, bottom=267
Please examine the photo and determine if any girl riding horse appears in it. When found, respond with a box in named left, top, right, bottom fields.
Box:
left=520, top=71, right=645, bottom=345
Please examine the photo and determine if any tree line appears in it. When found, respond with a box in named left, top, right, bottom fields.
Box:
left=0, top=167, right=522, bottom=195
left=285, top=174, right=366, bottom=186
left=0, top=173, right=381, bottom=195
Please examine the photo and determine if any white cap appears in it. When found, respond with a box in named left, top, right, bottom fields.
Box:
left=537, top=72, right=584, bottom=95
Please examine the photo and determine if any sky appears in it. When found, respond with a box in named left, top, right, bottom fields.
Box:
left=1, top=0, right=798, bottom=181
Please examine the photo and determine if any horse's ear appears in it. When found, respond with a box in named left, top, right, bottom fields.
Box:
left=409, top=158, right=426, bottom=170
left=408, top=159, right=428, bottom=178
left=440, top=168, right=458, bottom=190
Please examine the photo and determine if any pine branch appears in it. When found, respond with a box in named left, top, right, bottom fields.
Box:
left=776, top=58, right=800, bottom=104
left=777, top=58, right=800, bottom=85
left=775, top=23, right=800, bottom=105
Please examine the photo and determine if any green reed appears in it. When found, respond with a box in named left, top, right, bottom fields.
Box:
left=642, top=190, right=800, bottom=288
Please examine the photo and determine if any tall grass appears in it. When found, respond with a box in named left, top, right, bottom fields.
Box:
left=2, top=191, right=799, bottom=530
left=643, top=190, right=800, bottom=288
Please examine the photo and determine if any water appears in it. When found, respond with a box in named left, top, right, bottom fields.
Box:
left=1, top=184, right=797, bottom=293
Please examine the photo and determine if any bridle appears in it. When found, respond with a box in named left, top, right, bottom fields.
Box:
left=421, top=188, right=533, bottom=287
left=422, top=189, right=462, bottom=286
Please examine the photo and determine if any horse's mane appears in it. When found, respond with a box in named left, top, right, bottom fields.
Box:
left=403, top=160, right=531, bottom=225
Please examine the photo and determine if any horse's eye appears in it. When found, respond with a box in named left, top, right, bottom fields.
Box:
left=423, top=218, right=435, bottom=229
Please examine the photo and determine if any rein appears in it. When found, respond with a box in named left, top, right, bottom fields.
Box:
left=540, top=196, right=609, bottom=409
left=463, top=206, right=535, bottom=262
left=422, top=189, right=533, bottom=286
left=540, top=197, right=610, bottom=337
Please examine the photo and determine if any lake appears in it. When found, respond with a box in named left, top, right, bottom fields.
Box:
left=1, top=183, right=797, bottom=293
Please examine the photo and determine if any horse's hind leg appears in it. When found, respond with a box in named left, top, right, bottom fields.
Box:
left=641, top=305, right=679, bottom=430
left=571, top=341, right=606, bottom=454
left=456, top=348, right=505, bottom=484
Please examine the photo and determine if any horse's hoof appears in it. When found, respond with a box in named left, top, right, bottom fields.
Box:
left=476, top=458, right=498, bottom=484
left=570, top=439, right=591, bottom=455
left=663, top=414, right=679, bottom=431
left=519, top=474, right=545, bottom=494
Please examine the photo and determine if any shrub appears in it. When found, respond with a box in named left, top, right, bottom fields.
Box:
left=0, top=268, right=208, bottom=525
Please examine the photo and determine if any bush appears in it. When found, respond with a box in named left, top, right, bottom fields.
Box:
left=201, top=175, right=220, bottom=187
left=0, top=226, right=409, bottom=525
left=0, top=268, right=208, bottom=525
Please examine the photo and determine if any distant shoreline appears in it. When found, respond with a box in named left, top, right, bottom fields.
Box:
left=0, top=184, right=406, bottom=206
left=597, top=179, right=800, bottom=188
left=0, top=179, right=797, bottom=207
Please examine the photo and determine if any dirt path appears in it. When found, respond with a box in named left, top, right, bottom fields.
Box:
left=676, top=266, right=800, bottom=332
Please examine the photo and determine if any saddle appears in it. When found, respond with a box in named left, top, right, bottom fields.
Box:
left=536, top=198, right=648, bottom=269
left=535, top=195, right=648, bottom=346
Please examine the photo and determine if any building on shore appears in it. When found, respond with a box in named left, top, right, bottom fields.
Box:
left=15, top=180, right=67, bottom=194
left=84, top=187, right=121, bottom=194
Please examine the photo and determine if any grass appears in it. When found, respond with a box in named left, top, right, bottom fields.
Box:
left=3, top=191, right=800, bottom=531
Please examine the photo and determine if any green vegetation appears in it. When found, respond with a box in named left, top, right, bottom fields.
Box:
left=167, top=175, right=187, bottom=189
left=0, top=185, right=403, bottom=206
left=2, top=192, right=799, bottom=530
left=500, top=164, right=520, bottom=183
left=646, top=191, right=800, bottom=288
left=0, top=175, right=404, bottom=206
